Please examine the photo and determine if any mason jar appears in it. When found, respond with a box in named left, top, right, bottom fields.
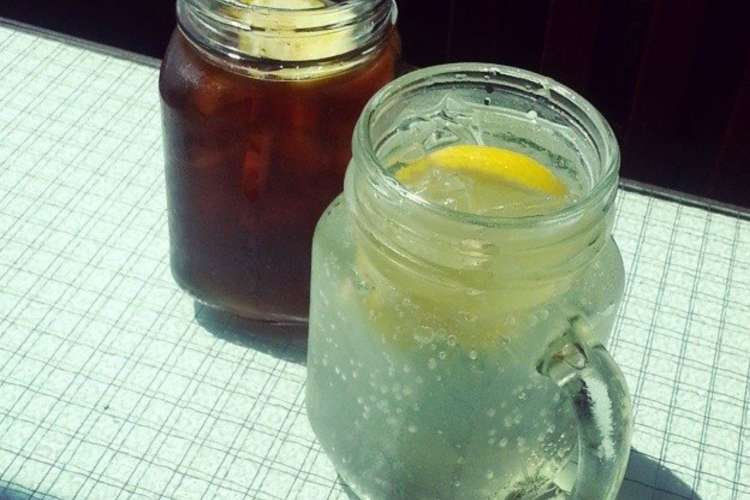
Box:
left=306, top=64, right=632, bottom=499
left=159, top=0, right=399, bottom=323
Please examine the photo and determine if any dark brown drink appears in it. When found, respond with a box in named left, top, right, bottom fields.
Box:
left=160, top=21, right=399, bottom=322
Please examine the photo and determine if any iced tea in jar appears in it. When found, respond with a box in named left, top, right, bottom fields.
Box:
left=159, top=0, right=399, bottom=322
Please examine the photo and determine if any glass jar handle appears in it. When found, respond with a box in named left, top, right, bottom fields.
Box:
left=537, top=317, right=633, bottom=500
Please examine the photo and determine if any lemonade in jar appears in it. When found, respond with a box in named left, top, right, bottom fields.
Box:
left=306, top=64, right=632, bottom=500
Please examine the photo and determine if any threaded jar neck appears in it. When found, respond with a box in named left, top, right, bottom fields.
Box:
left=177, top=0, right=397, bottom=79
left=346, top=63, right=620, bottom=288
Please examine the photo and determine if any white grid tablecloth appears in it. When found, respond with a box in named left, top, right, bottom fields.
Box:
left=0, top=22, right=749, bottom=500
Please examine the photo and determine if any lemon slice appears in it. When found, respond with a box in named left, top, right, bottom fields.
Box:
left=242, top=0, right=326, bottom=8
left=228, top=0, right=358, bottom=67
left=356, top=145, right=573, bottom=352
left=395, top=144, right=567, bottom=197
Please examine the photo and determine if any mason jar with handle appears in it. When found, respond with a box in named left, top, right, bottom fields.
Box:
left=306, top=64, right=633, bottom=499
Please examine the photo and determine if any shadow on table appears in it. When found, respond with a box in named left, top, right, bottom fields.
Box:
left=618, top=449, right=702, bottom=500
left=0, top=484, right=60, bottom=500
left=338, top=481, right=359, bottom=500
left=333, top=449, right=702, bottom=500
left=193, top=302, right=307, bottom=365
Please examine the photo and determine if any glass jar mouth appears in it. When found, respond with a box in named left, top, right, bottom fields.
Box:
left=203, top=0, right=381, bottom=29
left=354, top=63, right=620, bottom=229
left=211, top=0, right=369, bottom=13
left=178, top=0, right=396, bottom=76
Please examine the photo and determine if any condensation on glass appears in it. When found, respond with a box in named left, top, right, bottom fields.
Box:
left=306, top=64, right=632, bottom=500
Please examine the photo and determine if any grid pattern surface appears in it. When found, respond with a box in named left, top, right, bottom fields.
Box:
left=0, top=23, right=748, bottom=500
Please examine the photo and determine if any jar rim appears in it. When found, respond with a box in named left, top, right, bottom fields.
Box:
left=209, top=0, right=377, bottom=14
left=178, top=0, right=397, bottom=77
left=200, top=0, right=391, bottom=27
left=353, top=63, right=621, bottom=229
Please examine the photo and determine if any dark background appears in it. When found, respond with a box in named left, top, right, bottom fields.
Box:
left=2, top=0, right=749, bottom=209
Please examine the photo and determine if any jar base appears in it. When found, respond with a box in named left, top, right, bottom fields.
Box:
left=194, top=296, right=308, bottom=326
left=193, top=300, right=308, bottom=364
left=170, top=263, right=309, bottom=325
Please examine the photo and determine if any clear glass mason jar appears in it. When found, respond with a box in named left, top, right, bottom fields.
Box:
left=159, top=0, right=399, bottom=323
left=306, top=64, right=633, bottom=499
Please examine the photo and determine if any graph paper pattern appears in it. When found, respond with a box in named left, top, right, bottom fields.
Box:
left=0, top=22, right=748, bottom=500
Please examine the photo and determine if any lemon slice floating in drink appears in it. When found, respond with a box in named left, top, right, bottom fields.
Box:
left=230, top=0, right=358, bottom=66
left=395, top=144, right=568, bottom=217
left=396, top=144, right=567, bottom=197
left=240, top=0, right=325, bottom=7
left=357, top=144, right=574, bottom=351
